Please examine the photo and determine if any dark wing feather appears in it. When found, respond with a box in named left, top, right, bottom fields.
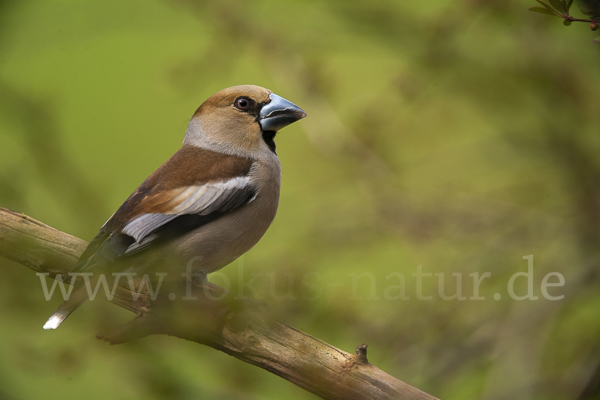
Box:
left=70, top=230, right=111, bottom=273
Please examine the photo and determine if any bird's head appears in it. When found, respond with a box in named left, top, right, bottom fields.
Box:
left=184, top=85, right=306, bottom=155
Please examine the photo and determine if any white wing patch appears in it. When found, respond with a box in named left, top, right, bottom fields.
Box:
left=168, top=177, right=250, bottom=215
left=121, top=177, right=253, bottom=243
left=122, top=213, right=179, bottom=242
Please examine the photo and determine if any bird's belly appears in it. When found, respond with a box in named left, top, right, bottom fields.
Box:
left=178, top=211, right=272, bottom=273
left=143, top=193, right=278, bottom=280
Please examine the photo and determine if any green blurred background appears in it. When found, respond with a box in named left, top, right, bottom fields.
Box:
left=1, top=0, right=600, bottom=399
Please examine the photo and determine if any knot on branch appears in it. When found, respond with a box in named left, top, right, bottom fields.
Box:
left=343, top=343, right=370, bottom=371
left=354, top=343, right=369, bottom=364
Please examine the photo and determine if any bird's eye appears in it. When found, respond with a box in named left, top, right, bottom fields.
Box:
left=234, top=97, right=251, bottom=111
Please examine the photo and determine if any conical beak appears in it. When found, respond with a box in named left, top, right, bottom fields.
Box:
left=259, top=93, right=306, bottom=132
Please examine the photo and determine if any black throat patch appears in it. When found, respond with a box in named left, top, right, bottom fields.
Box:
left=262, top=131, right=277, bottom=154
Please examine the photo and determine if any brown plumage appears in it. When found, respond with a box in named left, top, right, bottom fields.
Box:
left=105, top=146, right=254, bottom=232
left=43, top=85, right=306, bottom=329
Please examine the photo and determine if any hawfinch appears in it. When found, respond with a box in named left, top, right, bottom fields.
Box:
left=43, top=85, right=306, bottom=330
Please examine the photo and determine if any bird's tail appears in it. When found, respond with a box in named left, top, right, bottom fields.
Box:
left=43, top=284, right=91, bottom=330
left=43, top=244, right=105, bottom=330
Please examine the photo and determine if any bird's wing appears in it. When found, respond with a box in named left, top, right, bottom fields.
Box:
left=118, top=177, right=257, bottom=255
left=72, top=146, right=257, bottom=272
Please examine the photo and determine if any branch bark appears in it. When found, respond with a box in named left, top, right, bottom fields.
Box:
left=0, top=207, right=439, bottom=400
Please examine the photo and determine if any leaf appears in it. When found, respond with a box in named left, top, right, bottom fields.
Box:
left=549, top=0, right=565, bottom=13
left=529, top=6, right=561, bottom=16
left=593, top=36, right=600, bottom=44
left=579, top=3, right=594, bottom=16
left=563, top=19, right=572, bottom=25
left=566, top=0, right=573, bottom=12
left=534, top=0, right=564, bottom=15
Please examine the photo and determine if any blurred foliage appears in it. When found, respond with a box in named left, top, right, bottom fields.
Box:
left=1, top=0, right=600, bottom=399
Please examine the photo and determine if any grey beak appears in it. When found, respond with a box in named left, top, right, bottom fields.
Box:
left=259, top=93, right=306, bottom=132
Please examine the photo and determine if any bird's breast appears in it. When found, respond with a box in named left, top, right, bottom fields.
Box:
left=171, top=156, right=282, bottom=275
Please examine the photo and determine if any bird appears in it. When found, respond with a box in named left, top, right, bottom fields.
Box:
left=43, top=85, right=306, bottom=330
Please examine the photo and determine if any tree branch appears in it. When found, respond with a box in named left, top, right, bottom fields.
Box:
left=0, top=207, right=438, bottom=400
